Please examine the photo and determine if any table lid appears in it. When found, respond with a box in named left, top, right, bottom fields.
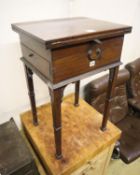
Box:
left=12, top=17, right=132, bottom=49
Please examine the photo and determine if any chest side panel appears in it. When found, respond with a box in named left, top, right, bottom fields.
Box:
left=21, top=44, right=52, bottom=81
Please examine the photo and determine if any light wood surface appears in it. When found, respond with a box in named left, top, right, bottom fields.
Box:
left=21, top=94, right=121, bottom=175
left=71, top=143, right=114, bottom=175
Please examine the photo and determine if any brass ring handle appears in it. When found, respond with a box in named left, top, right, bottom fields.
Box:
left=87, top=47, right=102, bottom=61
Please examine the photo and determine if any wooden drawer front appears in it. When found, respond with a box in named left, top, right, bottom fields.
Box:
left=52, top=36, right=123, bottom=83
left=21, top=45, right=52, bottom=81
left=71, top=147, right=109, bottom=175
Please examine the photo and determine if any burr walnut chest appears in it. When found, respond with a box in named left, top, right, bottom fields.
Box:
left=12, top=17, right=131, bottom=159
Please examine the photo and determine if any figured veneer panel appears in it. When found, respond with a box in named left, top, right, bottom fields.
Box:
left=52, top=36, right=123, bottom=83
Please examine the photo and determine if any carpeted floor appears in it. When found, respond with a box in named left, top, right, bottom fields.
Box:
left=107, top=157, right=140, bottom=175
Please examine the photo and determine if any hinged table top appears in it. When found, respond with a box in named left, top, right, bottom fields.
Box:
left=12, top=17, right=132, bottom=48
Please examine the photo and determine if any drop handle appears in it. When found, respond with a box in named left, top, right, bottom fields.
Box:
left=87, top=48, right=102, bottom=61
left=87, top=39, right=102, bottom=61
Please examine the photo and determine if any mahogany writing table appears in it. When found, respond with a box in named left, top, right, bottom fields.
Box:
left=12, top=17, right=131, bottom=159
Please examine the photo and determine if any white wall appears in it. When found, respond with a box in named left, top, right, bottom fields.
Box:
left=0, top=0, right=70, bottom=127
left=70, top=0, right=140, bottom=63
left=69, top=0, right=140, bottom=86
left=0, top=0, right=140, bottom=127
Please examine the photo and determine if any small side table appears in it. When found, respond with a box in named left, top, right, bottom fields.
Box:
left=12, top=17, right=131, bottom=159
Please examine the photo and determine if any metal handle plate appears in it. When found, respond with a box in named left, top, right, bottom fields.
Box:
left=87, top=39, right=102, bottom=63
left=87, top=47, right=102, bottom=61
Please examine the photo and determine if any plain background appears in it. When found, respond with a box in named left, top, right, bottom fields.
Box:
left=0, top=0, right=140, bottom=127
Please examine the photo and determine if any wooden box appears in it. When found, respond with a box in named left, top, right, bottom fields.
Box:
left=0, top=118, right=39, bottom=175
left=11, top=17, right=131, bottom=88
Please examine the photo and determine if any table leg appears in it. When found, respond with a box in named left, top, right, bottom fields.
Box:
left=74, top=81, right=80, bottom=106
left=24, top=65, right=38, bottom=126
left=49, top=86, right=65, bottom=159
left=101, top=66, right=119, bottom=131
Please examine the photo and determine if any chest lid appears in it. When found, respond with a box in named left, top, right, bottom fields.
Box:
left=0, top=118, right=33, bottom=174
left=12, top=17, right=132, bottom=49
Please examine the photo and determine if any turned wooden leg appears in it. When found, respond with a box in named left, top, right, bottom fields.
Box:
left=24, top=65, right=38, bottom=126
left=49, top=86, right=65, bottom=159
left=74, top=81, right=80, bottom=106
left=101, top=66, right=119, bottom=131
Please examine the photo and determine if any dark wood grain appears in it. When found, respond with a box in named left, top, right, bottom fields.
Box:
left=21, top=57, right=122, bottom=89
left=74, top=81, right=80, bottom=106
left=20, top=33, right=52, bottom=61
left=21, top=44, right=52, bottom=81
left=24, top=65, right=38, bottom=125
left=21, top=36, right=123, bottom=84
left=12, top=17, right=131, bottom=49
left=52, top=36, right=123, bottom=83
left=49, top=86, right=66, bottom=159
left=101, top=66, right=119, bottom=131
